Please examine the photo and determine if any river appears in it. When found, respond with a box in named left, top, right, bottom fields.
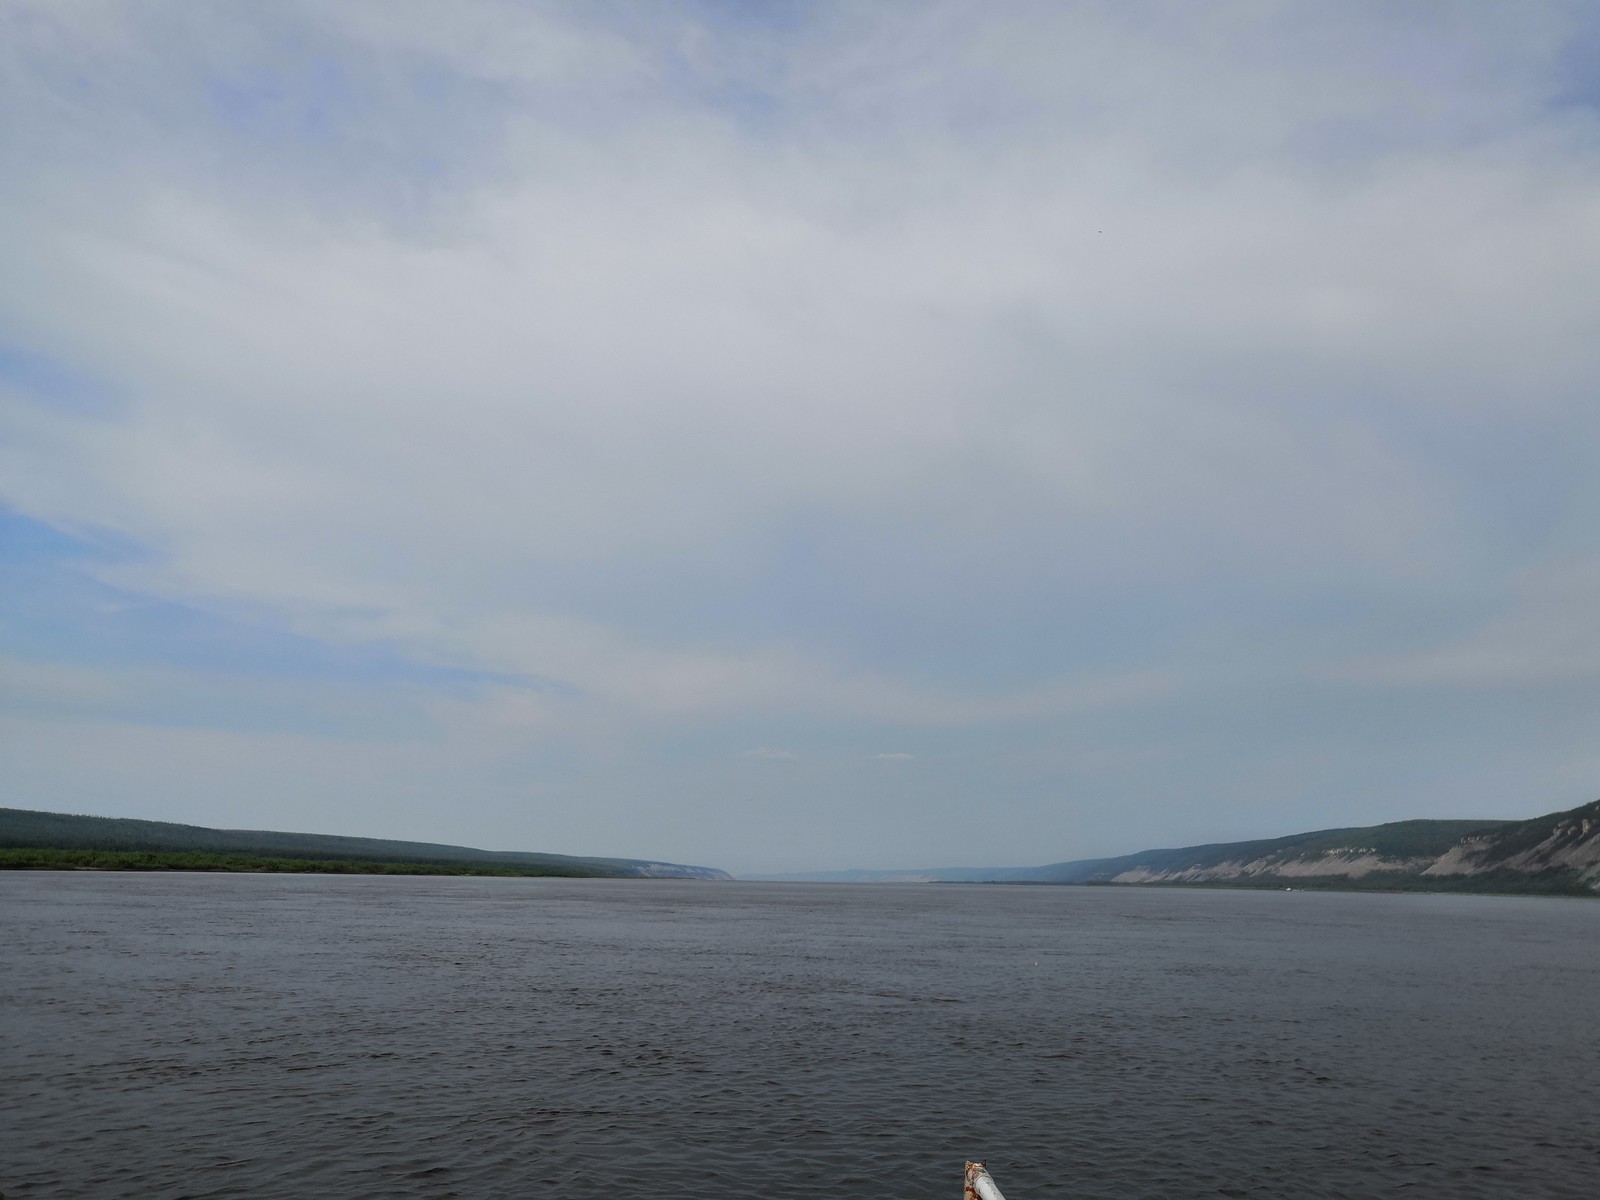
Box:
left=3, top=873, right=1596, bottom=1198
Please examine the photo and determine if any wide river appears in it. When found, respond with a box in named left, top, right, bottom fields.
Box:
left=2, top=873, right=1596, bottom=1198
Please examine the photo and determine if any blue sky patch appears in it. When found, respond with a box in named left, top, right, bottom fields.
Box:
left=0, top=343, right=121, bottom=418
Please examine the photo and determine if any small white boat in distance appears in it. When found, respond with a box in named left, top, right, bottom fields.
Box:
left=964, top=1161, right=1008, bottom=1200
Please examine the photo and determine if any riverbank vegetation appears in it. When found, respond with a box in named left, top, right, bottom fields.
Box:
left=0, top=807, right=731, bottom=879
left=0, top=847, right=605, bottom=877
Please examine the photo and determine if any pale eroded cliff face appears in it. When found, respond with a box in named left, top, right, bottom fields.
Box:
left=1110, top=851, right=1436, bottom=884
left=1424, top=813, right=1600, bottom=884
left=1100, top=802, right=1600, bottom=891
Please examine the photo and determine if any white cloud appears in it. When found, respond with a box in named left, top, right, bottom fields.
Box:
left=0, top=658, right=125, bottom=709
left=3, top=1, right=1599, bottom=867
left=1337, top=560, right=1600, bottom=688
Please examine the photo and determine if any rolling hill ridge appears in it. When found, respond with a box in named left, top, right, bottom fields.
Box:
left=0, top=807, right=732, bottom=880
left=755, top=799, right=1600, bottom=895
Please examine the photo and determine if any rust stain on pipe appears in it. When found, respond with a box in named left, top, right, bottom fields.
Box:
left=965, top=1159, right=1009, bottom=1200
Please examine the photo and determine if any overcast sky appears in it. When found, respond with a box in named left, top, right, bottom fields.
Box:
left=3, top=1, right=1599, bottom=874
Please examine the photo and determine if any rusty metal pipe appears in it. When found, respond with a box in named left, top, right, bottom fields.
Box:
left=964, top=1160, right=1008, bottom=1200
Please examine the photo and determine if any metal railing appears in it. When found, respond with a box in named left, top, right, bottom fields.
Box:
left=964, top=1161, right=1008, bottom=1200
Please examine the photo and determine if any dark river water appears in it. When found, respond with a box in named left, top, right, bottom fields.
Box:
left=3, top=874, right=1597, bottom=1199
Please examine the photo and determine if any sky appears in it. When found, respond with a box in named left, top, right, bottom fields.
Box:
left=3, top=1, right=1600, bottom=875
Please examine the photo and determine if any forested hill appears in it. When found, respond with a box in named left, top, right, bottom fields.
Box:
left=0, top=807, right=731, bottom=879
left=755, top=799, right=1600, bottom=895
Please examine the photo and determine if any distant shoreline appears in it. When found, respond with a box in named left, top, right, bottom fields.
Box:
left=934, top=876, right=1599, bottom=898
left=0, top=848, right=617, bottom=878
left=752, top=797, right=1600, bottom=895
left=0, top=807, right=732, bottom=879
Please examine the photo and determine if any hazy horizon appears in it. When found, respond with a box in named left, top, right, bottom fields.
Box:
left=5, top=2, right=1600, bottom=874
